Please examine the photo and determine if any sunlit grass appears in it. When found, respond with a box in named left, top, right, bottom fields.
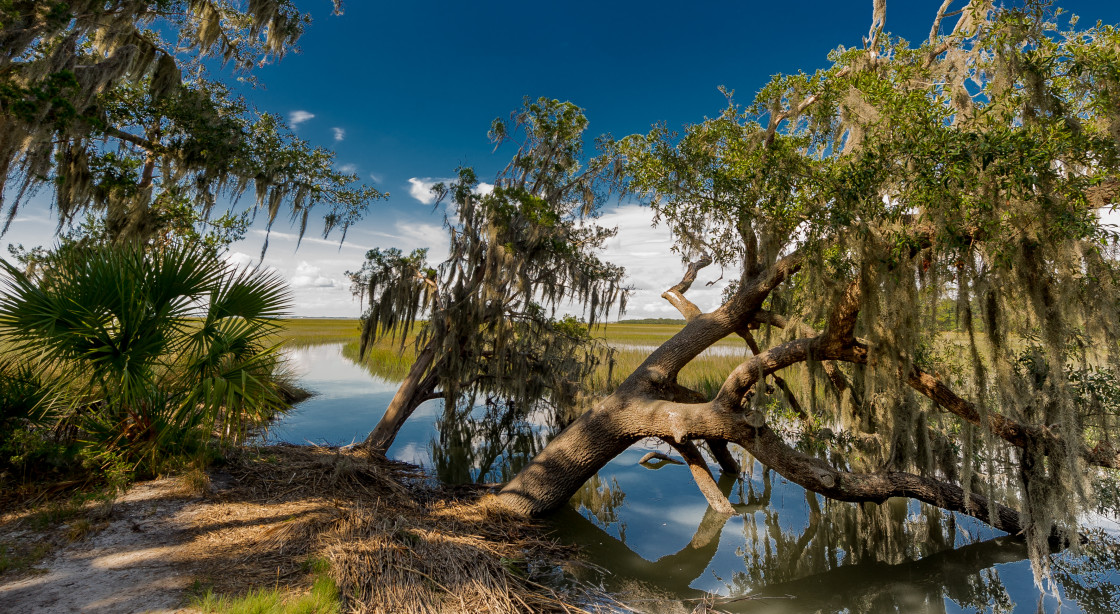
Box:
left=272, top=319, right=363, bottom=347
left=588, top=347, right=749, bottom=398
left=341, top=340, right=418, bottom=382
left=191, top=562, right=340, bottom=614
left=590, top=322, right=743, bottom=348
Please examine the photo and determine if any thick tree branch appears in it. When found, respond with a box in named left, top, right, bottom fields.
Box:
left=904, top=365, right=1120, bottom=470
left=738, top=328, right=807, bottom=422
left=705, top=439, right=741, bottom=474
left=629, top=250, right=804, bottom=389
left=660, top=253, right=713, bottom=321
left=627, top=397, right=1034, bottom=537
left=668, top=438, right=735, bottom=514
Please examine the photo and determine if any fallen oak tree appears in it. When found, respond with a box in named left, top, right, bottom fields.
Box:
left=495, top=0, right=1120, bottom=588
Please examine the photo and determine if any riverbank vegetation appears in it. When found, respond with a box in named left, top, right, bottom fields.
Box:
left=0, top=243, right=295, bottom=497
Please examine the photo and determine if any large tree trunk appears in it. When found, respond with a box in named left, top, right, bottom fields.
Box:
left=498, top=400, right=638, bottom=515
left=498, top=250, right=1089, bottom=545
left=360, top=343, right=438, bottom=455
left=498, top=392, right=1030, bottom=536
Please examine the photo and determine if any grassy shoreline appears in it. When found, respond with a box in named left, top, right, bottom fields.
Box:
left=278, top=318, right=754, bottom=400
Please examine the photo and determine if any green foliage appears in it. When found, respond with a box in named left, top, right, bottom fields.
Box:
left=0, top=0, right=380, bottom=246
left=191, top=574, right=341, bottom=614
left=0, top=541, right=51, bottom=576
left=349, top=98, right=628, bottom=446
left=0, top=242, right=292, bottom=476
left=612, top=0, right=1120, bottom=587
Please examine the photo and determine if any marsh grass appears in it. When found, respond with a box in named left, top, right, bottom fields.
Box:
left=590, top=323, right=743, bottom=348
left=589, top=348, right=749, bottom=399
left=341, top=340, right=418, bottom=382
left=274, top=319, right=364, bottom=347
left=336, top=321, right=755, bottom=401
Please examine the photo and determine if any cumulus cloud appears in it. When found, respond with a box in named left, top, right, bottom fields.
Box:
left=332, top=127, right=345, bottom=141
left=595, top=204, right=728, bottom=317
left=407, top=177, right=451, bottom=205
left=407, top=177, right=493, bottom=206
left=223, top=251, right=256, bottom=269
left=290, top=261, right=342, bottom=288
left=288, top=110, right=315, bottom=127
left=338, top=163, right=358, bottom=174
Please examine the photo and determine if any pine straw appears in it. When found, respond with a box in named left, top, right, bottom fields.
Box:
left=203, top=444, right=593, bottom=613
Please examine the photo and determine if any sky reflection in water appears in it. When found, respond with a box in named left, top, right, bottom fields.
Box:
left=267, top=344, right=1120, bottom=613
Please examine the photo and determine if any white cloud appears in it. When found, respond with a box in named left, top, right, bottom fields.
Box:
left=223, top=251, right=257, bottom=269
left=248, top=228, right=373, bottom=252
left=595, top=204, right=727, bottom=318
left=338, top=163, right=358, bottom=174
left=290, top=261, right=342, bottom=289
left=288, top=110, right=315, bottom=127
left=332, top=127, right=345, bottom=142
left=407, top=177, right=452, bottom=205
left=476, top=182, right=494, bottom=196
left=368, top=173, right=383, bottom=184
left=220, top=203, right=694, bottom=320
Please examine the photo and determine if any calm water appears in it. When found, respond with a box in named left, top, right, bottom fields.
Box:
left=266, top=343, right=1120, bottom=613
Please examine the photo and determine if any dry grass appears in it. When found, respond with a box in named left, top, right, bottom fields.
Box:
left=192, top=445, right=593, bottom=613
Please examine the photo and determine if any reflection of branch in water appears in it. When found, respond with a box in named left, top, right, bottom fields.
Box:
left=1050, top=529, right=1120, bottom=614
left=553, top=473, right=742, bottom=599
left=430, top=399, right=544, bottom=484
left=570, top=474, right=628, bottom=536
left=721, top=536, right=1027, bottom=614
left=562, top=461, right=1119, bottom=612
left=639, top=451, right=685, bottom=468
left=554, top=472, right=1117, bottom=614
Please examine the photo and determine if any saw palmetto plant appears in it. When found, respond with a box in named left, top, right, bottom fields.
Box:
left=0, top=242, right=291, bottom=473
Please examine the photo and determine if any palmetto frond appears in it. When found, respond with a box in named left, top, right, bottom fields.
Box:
left=0, top=242, right=292, bottom=470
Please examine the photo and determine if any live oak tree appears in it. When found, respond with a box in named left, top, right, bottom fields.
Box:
left=349, top=98, right=627, bottom=456
left=495, top=0, right=1120, bottom=586
left=0, top=0, right=380, bottom=248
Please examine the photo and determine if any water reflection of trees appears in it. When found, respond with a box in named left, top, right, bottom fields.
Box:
left=558, top=462, right=1120, bottom=613
left=429, top=398, right=549, bottom=484
left=422, top=395, right=1120, bottom=612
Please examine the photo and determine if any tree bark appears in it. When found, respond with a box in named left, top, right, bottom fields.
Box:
left=360, top=343, right=439, bottom=455
left=494, top=250, right=1077, bottom=546
left=669, top=438, right=735, bottom=514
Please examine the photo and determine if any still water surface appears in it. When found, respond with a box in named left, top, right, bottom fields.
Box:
left=265, top=344, right=1120, bottom=613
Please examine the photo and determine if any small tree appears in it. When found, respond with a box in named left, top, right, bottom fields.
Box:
left=497, top=0, right=1120, bottom=587
left=349, top=98, right=627, bottom=456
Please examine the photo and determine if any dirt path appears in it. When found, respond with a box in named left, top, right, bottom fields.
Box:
left=0, top=477, right=201, bottom=613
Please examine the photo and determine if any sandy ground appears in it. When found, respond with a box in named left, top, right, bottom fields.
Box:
left=0, top=447, right=588, bottom=614
left=0, top=477, right=202, bottom=613
left=0, top=468, right=327, bottom=614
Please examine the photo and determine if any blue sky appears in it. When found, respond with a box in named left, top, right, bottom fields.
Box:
left=9, top=1, right=1120, bottom=316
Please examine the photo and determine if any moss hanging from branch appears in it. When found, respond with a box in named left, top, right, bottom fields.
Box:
left=0, top=1, right=381, bottom=247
